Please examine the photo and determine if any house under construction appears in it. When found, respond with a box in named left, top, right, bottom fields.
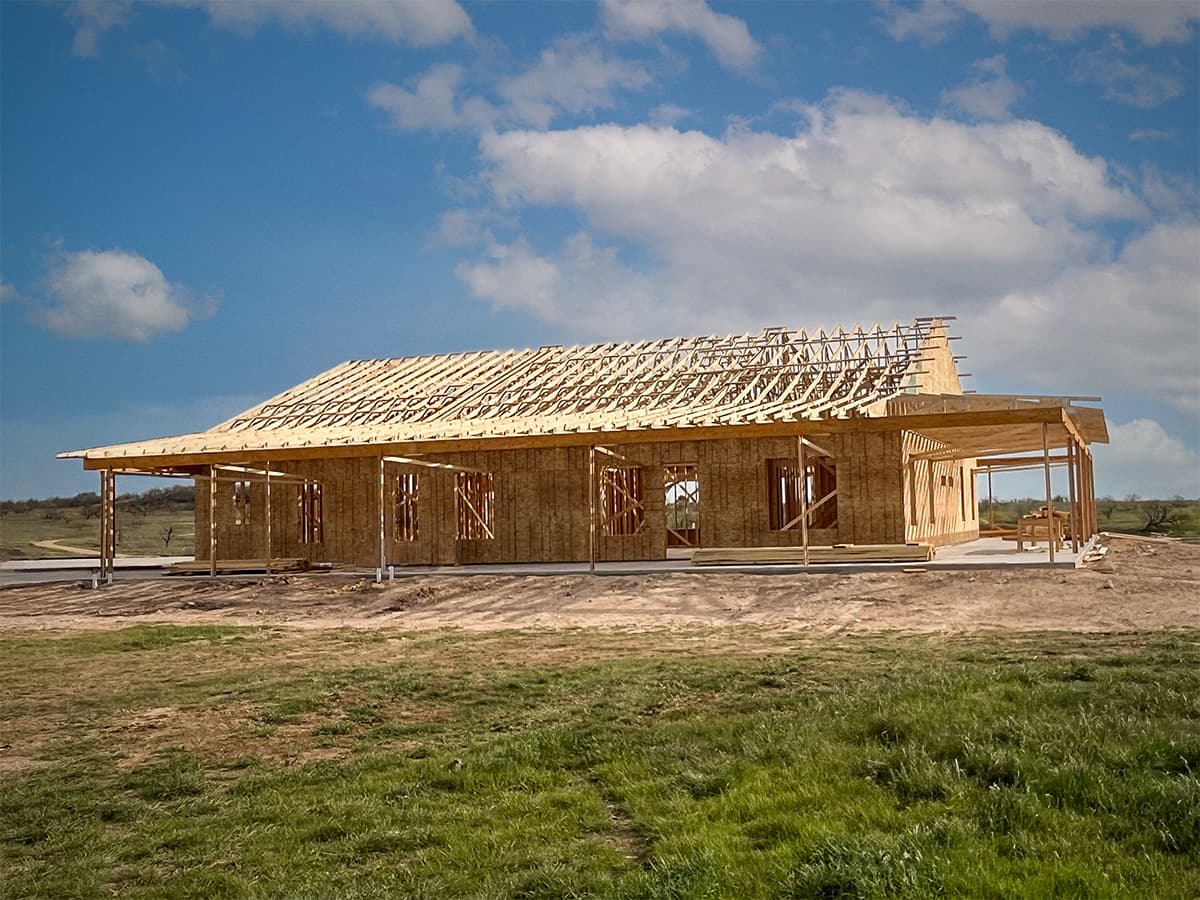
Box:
left=61, top=317, right=1108, bottom=574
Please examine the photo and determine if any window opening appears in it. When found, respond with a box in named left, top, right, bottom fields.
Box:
left=393, top=472, right=420, bottom=541
left=767, top=457, right=837, bottom=530
left=232, top=480, right=251, bottom=527
left=665, top=464, right=699, bottom=547
left=600, top=466, right=645, bottom=536
left=298, top=482, right=323, bottom=544
left=456, top=472, right=495, bottom=540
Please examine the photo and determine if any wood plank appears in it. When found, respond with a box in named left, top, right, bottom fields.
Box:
left=692, top=544, right=934, bottom=565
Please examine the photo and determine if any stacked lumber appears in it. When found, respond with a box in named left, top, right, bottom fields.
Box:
left=165, top=558, right=311, bottom=576
left=692, top=544, right=934, bottom=566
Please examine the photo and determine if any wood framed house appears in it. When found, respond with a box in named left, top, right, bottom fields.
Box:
left=61, top=317, right=1108, bottom=574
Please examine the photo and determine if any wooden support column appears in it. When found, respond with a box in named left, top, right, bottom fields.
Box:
left=98, top=469, right=108, bottom=581
left=209, top=464, right=218, bottom=577
left=378, top=457, right=386, bottom=582
left=588, top=445, right=597, bottom=575
left=1067, top=440, right=1079, bottom=549
left=987, top=469, right=994, bottom=529
left=1042, top=423, right=1055, bottom=563
left=108, top=470, right=117, bottom=581
left=1086, top=449, right=1097, bottom=536
left=265, top=469, right=272, bottom=573
left=797, top=435, right=810, bottom=568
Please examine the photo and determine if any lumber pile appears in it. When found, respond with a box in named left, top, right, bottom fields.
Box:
left=691, top=543, right=934, bottom=566
left=165, top=558, right=311, bottom=576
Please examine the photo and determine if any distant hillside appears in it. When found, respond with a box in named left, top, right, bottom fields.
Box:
left=1, top=485, right=195, bottom=516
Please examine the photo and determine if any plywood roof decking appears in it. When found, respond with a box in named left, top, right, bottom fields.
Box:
left=63, top=319, right=957, bottom=462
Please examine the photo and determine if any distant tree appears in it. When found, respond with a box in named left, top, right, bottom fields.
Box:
left=1139, top=500, right=1186, bottom=534
left=1098, top=497, right=1118, bottom=521
left=161, top=526, right=174, bottom=551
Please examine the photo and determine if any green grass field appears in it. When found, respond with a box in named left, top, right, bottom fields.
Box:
left=2, top=626, right=1197, bottom=898
left=0, top=507, right=194, bottom=561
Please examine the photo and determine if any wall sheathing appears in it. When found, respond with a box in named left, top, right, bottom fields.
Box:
left=902, top=432, right=979, bottom=547
left=193, top=431, right=933, bottom=566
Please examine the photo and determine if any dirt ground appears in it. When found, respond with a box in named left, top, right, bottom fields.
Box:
left=0, top=535, right=1196, bottom=635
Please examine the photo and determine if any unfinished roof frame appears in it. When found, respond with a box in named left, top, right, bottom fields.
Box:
left=65, top=318, right=1107, bottom=573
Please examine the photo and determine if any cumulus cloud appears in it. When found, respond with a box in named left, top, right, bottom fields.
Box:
left=437, top=91, right=1200, bottom=421
left=1095, top=419, right=1200, bottom=498
left=66, top=0, right=132, bottom=57
left=497, top=37, right=652, bottom=130
left=470, top=93, right=1141, bottom=333
left=967, top=222, right=1200, bottom=413
left=941, top=54, right=1024, bottom=120
left=64, top=0, right=470, bottom=56
left=1070, top=37, right=1184, bottom=108
left=879, top=0, right=1198, bottom=45
left=34, top=248, right=215, bottom=341
left=369, top=40, right=652, bottom=133
left=200, top=0, right=472, bottom=46
left=368, top=64, right=497, bottom=133
left=601, top=0, right=761, bottom=70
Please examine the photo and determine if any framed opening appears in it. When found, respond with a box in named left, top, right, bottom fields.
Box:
left=393, top=471, right=419, bottom=542
left=456, top=471, right=495, bottom=540
left=665, top=464, right=699, bottom=547
left=600, top=466, right=646, bottom=536
left=298, top=482, right=323, bottom=544
left=767, top=456, right=838, bottom=531
left=232, top=479, right=251, bottom=527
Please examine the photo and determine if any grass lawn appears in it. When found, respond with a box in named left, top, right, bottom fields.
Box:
left=1, top=626, right=1197, bottom=898
left=0, top=508, right=194, bottom=560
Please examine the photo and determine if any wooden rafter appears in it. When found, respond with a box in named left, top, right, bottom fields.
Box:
left=63, top=319, right=969, bottom=462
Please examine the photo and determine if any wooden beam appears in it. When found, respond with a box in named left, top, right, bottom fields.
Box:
left=78, top=405, right=1074, bottom=470
left=588, top=445, right=597, bottom=575
left=209, top=464, right=218, bottom=578
left=378, top=456, right=386, bottom=580
left=1043, top=423, right=1054, bottom=564
left=265, top=469, right=272, bottom=573
left=797, top=435, right=809, bottom=567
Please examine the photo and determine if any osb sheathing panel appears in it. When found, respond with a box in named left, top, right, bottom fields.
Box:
left=903, top=431, right=979, bottom=547
left=193, top=433, right=939, bottom=567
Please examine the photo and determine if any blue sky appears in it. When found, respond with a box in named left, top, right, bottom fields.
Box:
left=2, top=0, right=1198, bottom=500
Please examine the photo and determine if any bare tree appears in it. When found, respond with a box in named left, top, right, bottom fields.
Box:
left=161, top=526, right=174, bottom=551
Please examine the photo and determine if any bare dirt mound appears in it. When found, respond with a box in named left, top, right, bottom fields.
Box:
left=0, top=536, right=1196, bottom=635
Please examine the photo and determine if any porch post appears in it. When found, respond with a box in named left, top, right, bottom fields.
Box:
left=209, top=464, right=218, bottom=577
left=265, top=469, right=272, bottom=573
left=1042, top=424, right=1055, bottom=563
left=1067, top=439, right=1079, bottom=550
left=797, top=435, right=810, bottom=568
left=588, top=445, right=597, bottom=575
left=378, top=457, right=386, bottom=582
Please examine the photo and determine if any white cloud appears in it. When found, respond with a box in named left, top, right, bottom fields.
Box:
left=601, top=0, right=761, bottom=70
left=196, top=0, right=472, bottom=45
left=967, top=221, right=1200, bottom=413
left=1095, top=419, right=1200, bottom=498
left=1070, top=37, right=1184, bottom=108
left=1129, top=128, right=1177, bottom=142
left=877, top=0, right=964, bottom=45
left=879, top=0, right=1198, bottom=45
left=65, top=0, right=470, bottom=56
left=367, top=65, right=497, bottom=133
left=35, top=248, right=215, bottom=341
left=66, top=1, right=132, bottom=57
left=438, top=91, right=1200, bottom=425
left=497, top=37, right=652, bottom=130
left=458, top=231, right=687, bottom=335
left=941, top=54, right=1024, bottom=120
left=649, top=103, right=693, bottom=127
left=474, top=94, right=1141, bottom=336
left=370, top=41, right=652, bottom=134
